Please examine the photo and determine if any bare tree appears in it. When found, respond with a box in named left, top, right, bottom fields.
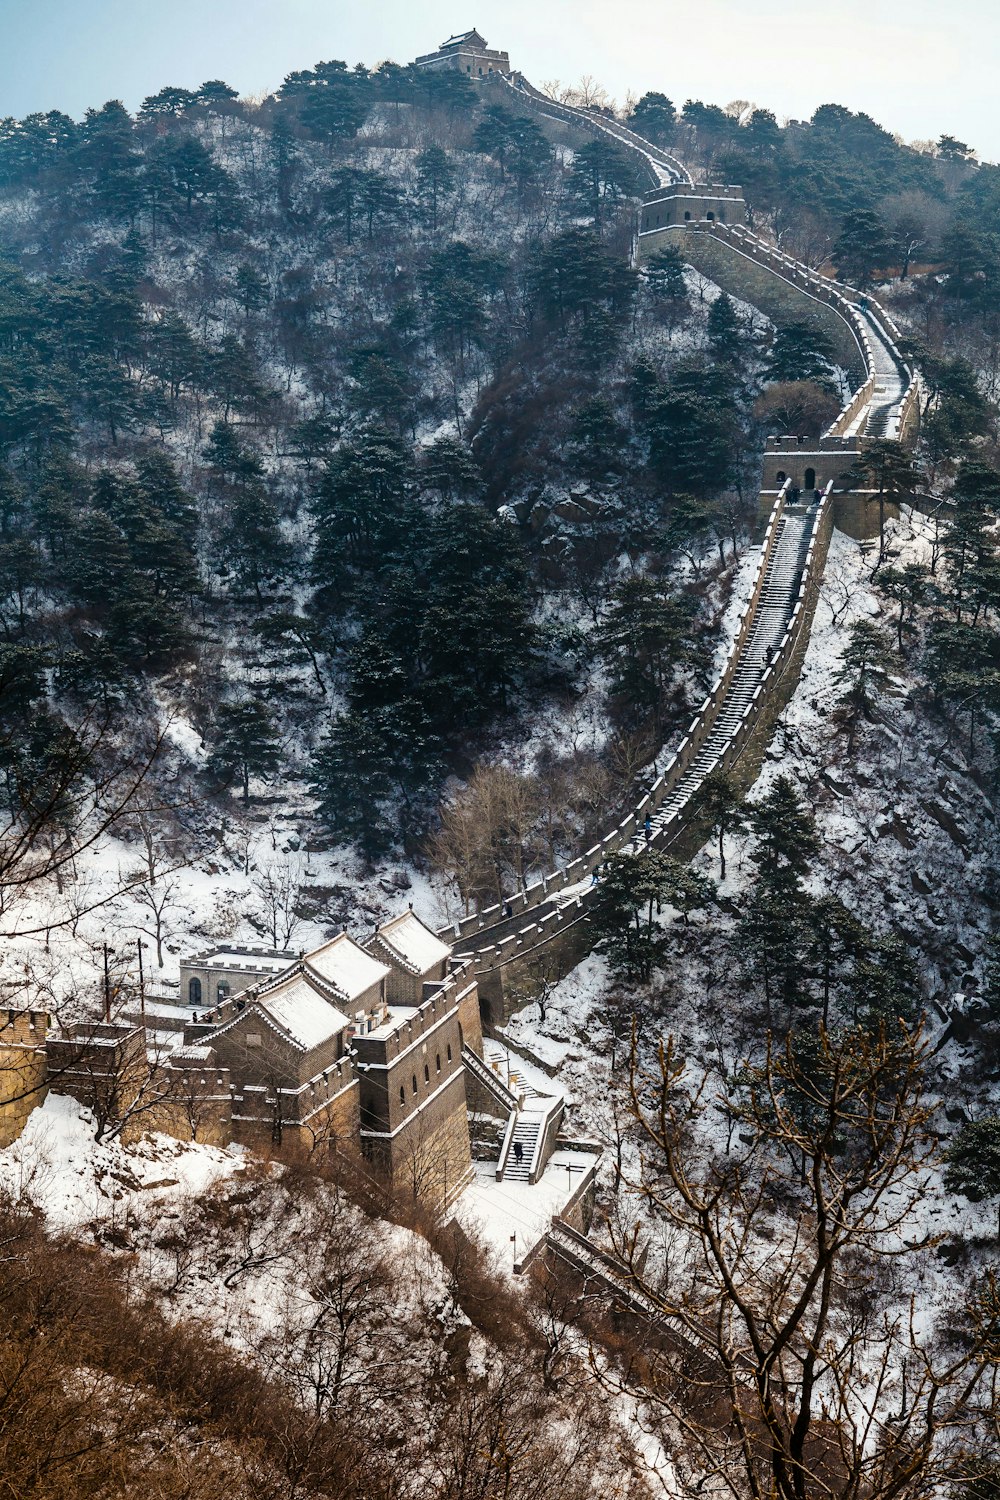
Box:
left=131, top=871, right=185, bottom=968
left=251, top=857, right=303, bottom=949
left=428, top=763, right=543, bottom=912
left=609, top=1020, right=1000, bottom=1500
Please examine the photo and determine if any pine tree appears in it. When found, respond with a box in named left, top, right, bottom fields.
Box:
left=834, top=618, right=894, bottom=752
left=209, top=698, right=281, bottom=803
left=945, top=1119, right=1000, bottom=1235
left=748, top=775, right=820, bottom=898
left=628, top=92, right=676, bottom=144
left=643, top=244, right=689, bottom=327
left=848, top=439, right=918, bottom=559
left=568, top=139, right=639, bottom=228
left=591, top=850, right=678, bottom=982
left=876, top=562, right=928, bottom=650
left=690, top=767, right=746, bottom=880
left=414, top=146, right=455, bottom=232
left=767, top=321, right=836, bottom=388
left=706, top=292, right=745, bottom=362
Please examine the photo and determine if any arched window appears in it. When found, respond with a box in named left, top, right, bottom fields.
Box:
left=217, top=980, right=230, bottom=1004
left=412, top=1074, right=418, bottom=1095
left=776, top=470, right=787, bottom=486
left=447, top=1043, right=453, bottom=1062
left=188, top=977, right=202, bottom=1006
left=424, top=1063, right=430, bottom=1084
left=436, top=1053, right=441, bottom=1073
left=399, top=1085, right=405, bottom=1107
left=684, top=210, right=692, bottom=221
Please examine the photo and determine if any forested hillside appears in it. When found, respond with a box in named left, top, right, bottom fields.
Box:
left=7, top=34, right=1000, bottom=1500
left=0, top=64, right=743, bottom=904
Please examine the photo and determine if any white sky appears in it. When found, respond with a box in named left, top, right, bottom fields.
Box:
left=0, top=0, right=992, bottom=161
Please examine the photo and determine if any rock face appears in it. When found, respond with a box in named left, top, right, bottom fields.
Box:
left=919, top=797, right=971, bottom=852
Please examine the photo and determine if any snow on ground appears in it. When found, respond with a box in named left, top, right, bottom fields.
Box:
left=701, top=506, right=998, bottom=992
left=485, top=500, right=1000, bottom=1379
left=453, top=1147, right=598, bottom=1274
left=0, top=1093, right=243, bottom=1232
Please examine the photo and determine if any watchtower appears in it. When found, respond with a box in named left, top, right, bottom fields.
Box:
left=413, top=29, right=511, bottom=78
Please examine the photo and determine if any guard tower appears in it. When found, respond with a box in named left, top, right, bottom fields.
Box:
left=414, top=29, right=511, bottom=77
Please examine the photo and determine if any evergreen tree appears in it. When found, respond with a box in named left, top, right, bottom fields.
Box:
left=233, top=263, right=270, bottom=318
left=737, top=885, right=812, bottom=1020
left=767, top=321, right=836, bottom=388
left=706, top=292, right=746, bottom=362
left=834, top=618, right=894, bottom=753
left=804, top=893, right=865, bottom=1026
left=628, top=92, right=676, bottom=145
left=876, top=562, right=928, bottom=650
left=209, top=698, right=281, bottom=803
left=414, top=145, right=455, bottom=231
left=848, top=439, right=919, bottom=558
left=643, top=244, right=689, bottom=326
left=833, top=207, right=893, bottom=287
left=689, top=767, right=746, bottom=879
left=749, top=775, right=820, bottom=898
left=945, top=1119, right=1000, bottom=1235
left=568, top=139, right=639, bottom=228
left=420, top=436, right=482, bottom=499
left=597, top=576, right=701, bottom=729
left=591, top=850, right=679, bottom=982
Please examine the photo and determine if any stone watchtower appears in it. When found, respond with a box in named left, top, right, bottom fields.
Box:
left=413, top=29, right=511, bottom=78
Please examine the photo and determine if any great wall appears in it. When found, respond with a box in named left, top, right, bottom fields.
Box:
left=427, top=42, right=921, bottom=1021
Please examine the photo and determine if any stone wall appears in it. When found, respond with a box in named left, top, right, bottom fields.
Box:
left=131, top=1058, right=233, bottom=1148
left=458, top=493, right=837, bottom=1018
left=0, top=1010, right=49, bottom=1148
left=640, top=225, right=865, bottom=379
left=362, top=1069, right=473, bottom=1206
left=179, top=947, right=293, bottom=1011
left=456, top=979, right=484, bottom=1055
left=759, top=436, right=862, bottom=518
left=640, top=186, right=746, bottom=230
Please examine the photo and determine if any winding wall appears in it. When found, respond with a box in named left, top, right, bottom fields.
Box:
left=444, top=74, right=918, bottom=1017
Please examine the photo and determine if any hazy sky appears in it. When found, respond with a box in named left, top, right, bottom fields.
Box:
left=0, top=0, right=993, bottom=161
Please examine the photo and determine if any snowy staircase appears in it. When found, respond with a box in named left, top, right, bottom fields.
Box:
left=853, top=305, right=908, bottom=437
left=502, top=1114, right=544, bottom=1182
left=630, top=504, right=816, bottom=849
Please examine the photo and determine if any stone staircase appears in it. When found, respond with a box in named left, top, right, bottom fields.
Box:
left=462, top=1043, right=520, bottom=1112
left=503, top=1113, right=544, bottom=1181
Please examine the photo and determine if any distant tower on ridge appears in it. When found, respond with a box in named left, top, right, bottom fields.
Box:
left=413, top=29, right=511, bottom=77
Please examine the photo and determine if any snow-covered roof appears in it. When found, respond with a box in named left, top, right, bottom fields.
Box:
left=440, top=29, right=488, bottom=48
left=370, top=909, right=452, bottom=976
left=256, top=972, right=349, bottom=1051
left=303, top=933, right=390, bottom=1004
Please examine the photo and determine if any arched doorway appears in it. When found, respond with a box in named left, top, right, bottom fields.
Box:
left=804, top=467, right=816, bottom=491
left=188, top=976, right=202, bottom=1006
left=706, top=211, right=715, bottom=221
